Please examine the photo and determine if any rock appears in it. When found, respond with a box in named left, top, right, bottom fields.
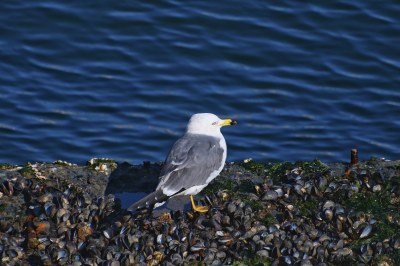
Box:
left=0, top=158, right=399, bottom=265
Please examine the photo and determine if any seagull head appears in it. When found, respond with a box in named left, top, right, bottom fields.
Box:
left=186, top=113, right=237, bottom=136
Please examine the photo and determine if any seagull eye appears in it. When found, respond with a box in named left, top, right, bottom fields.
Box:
left=212, top=122, right=218, bottom=125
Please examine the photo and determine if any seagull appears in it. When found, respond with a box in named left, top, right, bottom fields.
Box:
left=128, top=113, right=237, bottom=213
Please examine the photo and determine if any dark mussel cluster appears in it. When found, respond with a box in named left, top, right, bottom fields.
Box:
left=245, top=162, right=400, bottom=265
left=0, top=174, right=126, bottom=265
left=0, top=160, right=399, bottom=265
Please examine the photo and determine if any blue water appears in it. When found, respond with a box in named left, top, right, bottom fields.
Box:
left=0, top=1, right=399, bottom=165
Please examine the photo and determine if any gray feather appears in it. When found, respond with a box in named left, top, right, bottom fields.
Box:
left=128, top=133, right=224, bottom=212
left=157, top=133, right=224, bottom=194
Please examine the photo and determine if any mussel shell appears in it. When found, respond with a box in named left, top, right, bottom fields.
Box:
left=359, top=224, right=373, bottom=239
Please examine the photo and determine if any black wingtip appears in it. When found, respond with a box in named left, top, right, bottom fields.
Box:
left=126, top=190, right=168, bottom=212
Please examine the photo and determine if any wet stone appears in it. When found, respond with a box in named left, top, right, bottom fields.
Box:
left=262, top=190, right=279, bottom=201
left=226, top=202, right=237, bottom=214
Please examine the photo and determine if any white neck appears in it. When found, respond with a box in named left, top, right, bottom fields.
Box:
left=186, top=125, right=223, bottom=138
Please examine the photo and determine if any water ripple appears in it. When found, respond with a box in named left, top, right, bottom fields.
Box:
left=0, top=1, right=399, bottom=164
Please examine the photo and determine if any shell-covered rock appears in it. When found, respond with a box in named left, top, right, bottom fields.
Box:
left=0, top=158, right=399, bottom=265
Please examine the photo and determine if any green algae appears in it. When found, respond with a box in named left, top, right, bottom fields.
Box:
left=295, top=197, right=319, bottom=218
left=259, top=212, right=279, bottom=227
left=373, top=254, right=398, bottom=266
left=365, top=157, right=383, bottom=167
left=341, top=167, right=400, bottom=265
left=239, top=160, right=269, bottom=177
left=240, top=160, right=294, bottom=183
left=202, top=175, right=260, bottom=195
left=344, top=183, right=399, bottom=242
left=265, top=162, right=294, bottom=183
left=240, top=159, right=329, bottom=183
left=232, top=159, right=399, bottom=264
left=206, top=160, right=329, bottom=198
left=293, top=159, right=329, bottom=177
left=0, top=163, right=17, bottom=170
left=241, top=195, right=263, bottom=212
left=233, top=256, right=270, bottom=266
left=392, top=251, right=400, bottom=266
left=237, top=178, right=257, bottom=193
left=202, top=178, right=237, bottom=195
left=18, top=163, right=35, bottom=178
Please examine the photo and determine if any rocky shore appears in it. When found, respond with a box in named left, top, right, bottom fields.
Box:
left=0, top=157, right=399, bottom=265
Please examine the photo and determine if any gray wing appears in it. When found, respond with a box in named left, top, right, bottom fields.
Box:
left=157, top=133, right=225, bottom=195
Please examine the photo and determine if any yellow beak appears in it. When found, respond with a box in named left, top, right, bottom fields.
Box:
left=220, top=119, right=238, bottom=127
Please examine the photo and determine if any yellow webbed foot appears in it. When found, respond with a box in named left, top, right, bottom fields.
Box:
left=193, top=205, right=209, bottom=213
left=190, top=195, right=209, bottom=213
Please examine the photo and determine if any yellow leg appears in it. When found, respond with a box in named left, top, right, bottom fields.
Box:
left=190, top=195, right=209, bottom=213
